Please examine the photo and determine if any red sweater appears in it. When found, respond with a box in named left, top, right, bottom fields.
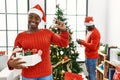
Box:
left=81, top=27, right=101, bottom=58
left=8, top=29, right=69, bottom=78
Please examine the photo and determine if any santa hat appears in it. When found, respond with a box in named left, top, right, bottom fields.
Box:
left=28, top=4, right=46, bottom=22
left=84, top=16, right=94, bottom=26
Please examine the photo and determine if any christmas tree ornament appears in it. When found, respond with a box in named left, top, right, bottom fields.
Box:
left=50, top=4, right=83, bottom=80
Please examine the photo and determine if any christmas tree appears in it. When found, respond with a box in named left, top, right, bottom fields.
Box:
left=49, top=4, right=83, bottom=80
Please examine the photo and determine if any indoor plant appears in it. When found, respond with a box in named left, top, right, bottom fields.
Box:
left=117, top=51, right=120, bottom=61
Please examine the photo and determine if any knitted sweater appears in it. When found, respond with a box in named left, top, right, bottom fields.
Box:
left=81, top=27, right=101, bottom=58
left=8, top=29, right=69, bottom=78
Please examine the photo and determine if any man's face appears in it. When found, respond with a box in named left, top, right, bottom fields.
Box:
left=86, top=25, right=94, bottom=31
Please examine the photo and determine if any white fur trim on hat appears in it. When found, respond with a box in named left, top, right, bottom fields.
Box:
left=84, top=21, right=94, bottom=26
left=28, top=8, right=43, bottom=18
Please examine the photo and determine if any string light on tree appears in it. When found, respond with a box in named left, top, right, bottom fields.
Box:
left=50, top=4, right=83, bottom=80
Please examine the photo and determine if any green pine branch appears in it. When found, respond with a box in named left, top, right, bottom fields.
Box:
left=50, top=4, right=83, bottom=80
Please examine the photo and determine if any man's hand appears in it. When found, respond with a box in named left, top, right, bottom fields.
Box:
left=76, top=39, right=83, bottom=44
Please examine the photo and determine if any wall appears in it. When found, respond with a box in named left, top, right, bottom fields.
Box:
left=88, top=0, right=108, bottom=44
left=88, top=0, right=120, bottom=47
left=107, top=0, right=120, bottom=47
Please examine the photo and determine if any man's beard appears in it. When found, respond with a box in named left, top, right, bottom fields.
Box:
left=86, top=26, right=94, bottom=31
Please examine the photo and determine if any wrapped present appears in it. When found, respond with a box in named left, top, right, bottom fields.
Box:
left=13, top=48, right=42, bottom=67
left=15, top=53, right=42, bottom=67
left=64, top=72, right=83, bottom=80
left=113, top=66, right=120, bottom=80
left=0, top=51, right=6, bottom=56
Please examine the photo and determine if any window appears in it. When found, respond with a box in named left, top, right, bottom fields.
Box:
left=0, top=0, right=87, bottom=55
left=46, top=0, right=87, bottom=52
left=0, top=0, right=28, bottom=53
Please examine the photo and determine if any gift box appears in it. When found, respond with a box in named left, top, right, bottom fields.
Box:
left=15, top=53, right=42, bottom=66
left=64, top=72, right=83, bottom=80
left=13, top=48, right=42, bottom=67
left=0, top=51, right=6, bottom=56
left=113, top=66, right=120, bottom=80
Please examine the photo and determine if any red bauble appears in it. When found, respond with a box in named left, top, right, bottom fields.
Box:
left=64, top=56, right=69, bottom=60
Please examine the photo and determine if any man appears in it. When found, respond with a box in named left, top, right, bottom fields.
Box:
left=76, top=16, right=101, bottom=80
